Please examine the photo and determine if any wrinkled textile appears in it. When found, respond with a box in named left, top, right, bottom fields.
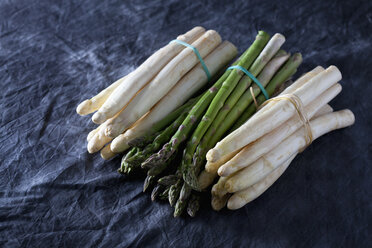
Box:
left=0, top=0, right=371, bottom=247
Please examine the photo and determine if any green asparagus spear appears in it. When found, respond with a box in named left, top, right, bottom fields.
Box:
left=159, top=186, right=171, bottom=201
left=168, top=180, right=182, bottom=207
left=151, top=184, right=163, bottom=201
left=187, top=194, right=200, bottom=217
left=174, top=199, right=188, bottom=217
left=141, top=32, right=269, bottom=169
left=143, top=175, right=156, bottom=192
left=158, top=175, right=179, bottom=186
left=118, top=147, right=138, bottom=174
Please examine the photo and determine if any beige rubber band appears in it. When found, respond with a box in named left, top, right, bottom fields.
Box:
left=260, top=93, right=313, bottom=150
left=250, top=87, right=259, bottom=110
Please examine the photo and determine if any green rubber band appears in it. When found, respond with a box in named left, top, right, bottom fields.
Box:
left=227, top=65, right=269, bottom=99
left=170, top=39, right=211, bottom=80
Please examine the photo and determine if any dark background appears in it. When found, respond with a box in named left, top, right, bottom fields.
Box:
left=0, top=0, right=371, bottom=247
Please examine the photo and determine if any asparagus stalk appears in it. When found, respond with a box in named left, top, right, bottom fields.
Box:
left=187, top=194, right=200, bottom=217
left=184, top=50, right=291, bottom=189
left=159, top=186, right=171, bottom=201
left=174, top=182, right=192, bottom=217
left=100, top=143, right=116, bottom=160
left=218, top=83, right=342, bottom=177
left=118, top=147, right=138, bottom=174
left=207, top=66, right=341, bottom=164
left=92, top=26, right=206, bottom=124
left=168, top=180, right=182, bottom=207
left=224, top=110, right=355, bottom=193
left=143, top=175, right=156, bottom=192
left=141, top=31, right=270, bottom=170
left=151, top=184, right=164, bottom=201
left=158, top=175, right=179, bottom=186
left=76, top=75, right=127, bottom=116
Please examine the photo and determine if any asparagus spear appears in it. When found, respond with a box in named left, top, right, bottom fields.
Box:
left=158, top=175, right=179, bottom=186
left=168, top=180, right=182, bottom=207
left=151, top=184, right=164, bottom=201
left=141, top=31, right=269, bottom=170
left=187, top=194, right=200, bottom=217
left=173, top=182, right=192, bottom=217
left=118, top=147, right=138, bottom=174
left=143, top=175, right=156, bottom=192
left=159, top=186, right=171, bottom=201
left=183, top=50, right=291, bottom=189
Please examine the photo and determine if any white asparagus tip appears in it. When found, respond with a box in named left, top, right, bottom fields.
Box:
left=206, top=148, right=219, bottom=163
left=92, top=111, right=106, bottom=124
left=100, top=144, right=117, bottom=160
left=111, top=134, right=130, bottom=153
left=272, top=33, right=286, bottom=42
left=76, top=100, right=91, bottom=116
left=337, top=109, right=355, bottom=127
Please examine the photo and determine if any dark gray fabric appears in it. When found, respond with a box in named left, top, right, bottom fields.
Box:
left=0, top=0, right=371, bottom=247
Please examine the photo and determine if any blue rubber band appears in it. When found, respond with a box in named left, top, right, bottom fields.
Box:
left=170, top=39, right=211, bottom=80
left=227, top=65, right=269, bottom=100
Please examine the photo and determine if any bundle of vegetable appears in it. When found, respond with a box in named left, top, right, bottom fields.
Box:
left=120, top=30, right=304, bottom=217
left=76, top=26, right=238, bottom=158
left=207, top=65, right=355, bottom=210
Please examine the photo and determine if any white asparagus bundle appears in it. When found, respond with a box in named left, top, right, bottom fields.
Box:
left=210, top=104, right=334, bottom=210
left=225, top=103, right=334, bottom=210
left=206, top=65, right=341, bottom=164
left=224, top=110, right=355, bottom=193
left=91, top=26, right=206, bottom=124
left=218, top=83, right=342, bottom=177
left=227, top=154, right=296, bottom=210
left=110, top=41, right=238, bottom=153
left=77, top=75, right=127, bottom=116
left=104, top=30, right=222, bottom=138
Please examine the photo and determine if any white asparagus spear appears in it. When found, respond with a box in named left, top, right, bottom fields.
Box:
left=110, top=41, right=238, bottom=153
left=100, top=143, right=116, bottom=160
left=227, top=154, right=296, bottom=210
left=76, top=75, right=127, bottom=116
left=313, top=104, right=333, bottom=117
left=207, top=65, right=341, bottom=163
left=87, top=124, right=113, bottom=154
left=87, top=126, right=101, bottom=142
left=91, top=26, right=206, bottom=124
left=224, top=109, right=355, bottom=193
left=104, top=30, right=222, bottom=137
left=198, top=149, right=241, bottom=190
left=211, top=193, right=231, bottom=211
left=218, top=83, right=342, bottom=177
left=204, top=66, right=325, bottom=169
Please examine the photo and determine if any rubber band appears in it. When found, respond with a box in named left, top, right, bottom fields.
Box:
left=250, top=87, right=259, bottom=109
left=260, top=93, right=313, bottom=150
left=227, top=65, right=269, bottom=100
left=170, top=39, right=211, bottom=80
